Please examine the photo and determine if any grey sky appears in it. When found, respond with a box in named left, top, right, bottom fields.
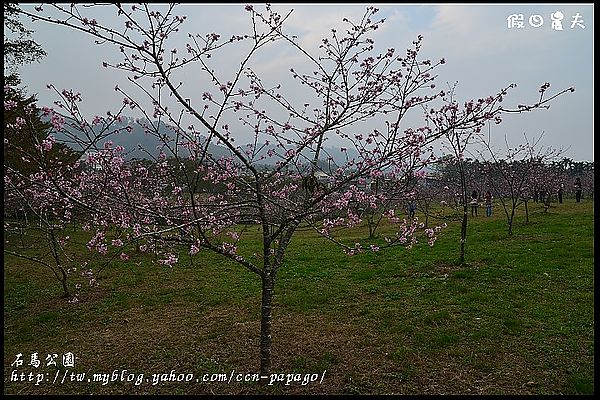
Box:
left=16, top=3, right=594, bottom=162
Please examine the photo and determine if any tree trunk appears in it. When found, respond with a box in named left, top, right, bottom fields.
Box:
left=258, top=222, right=297, bottom=375
left=459, top=207, right=467, bottom=264
left=458, top=157, right=468, bottom=265
left=524, top=200, right=529, bottom=223
left=60, top=271, right=70, bottom=298
left=259, top=271, right=275, bottom=375
left=49, top=228, right=70, bottom=297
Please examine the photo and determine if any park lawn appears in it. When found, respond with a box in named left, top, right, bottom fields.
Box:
left=3, top=199, right=594, bottom=395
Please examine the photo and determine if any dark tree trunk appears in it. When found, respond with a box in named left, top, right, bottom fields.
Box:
left=257, top=221, right=297, bottom=375
left=49, top=228, right=70, bottom=298
left=460, top=206, right=467, bottom=264
left=457, top=157, right=468, bottom=265
left=259, top=270, right=275, bottom=375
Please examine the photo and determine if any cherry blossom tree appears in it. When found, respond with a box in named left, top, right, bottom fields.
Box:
left=12, top=3, right=573, bottom=374
left=425, top=81, right=573, bottom=256
left=417, top=154, right=486, bottom=263
left=348, top=170, right=419, bottom=239
left=477, top=132, right=564, bottom=234
left=534, top=159, right=566, bottom=213
left=428, top=87, right=504, bottom=263
left=561, top=158, right=594, bottom=201
left=409, top=169, right=451, bottom=229
left=3, top=81, right=99, bottom=299
left=579, top=162, right=594, bottom=200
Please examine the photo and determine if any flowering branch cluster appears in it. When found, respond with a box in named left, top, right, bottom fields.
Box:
left=10, top=3, right=573, bottom=287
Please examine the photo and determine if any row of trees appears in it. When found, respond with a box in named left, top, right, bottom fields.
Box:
left=417, top=153, right=593, bottom=233
left=4, top=4, right=579, bottom=375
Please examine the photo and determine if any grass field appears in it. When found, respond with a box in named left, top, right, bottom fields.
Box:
left=3, top=199, right=594, bottom=394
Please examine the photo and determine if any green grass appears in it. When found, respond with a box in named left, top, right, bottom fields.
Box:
left=3, top=199, right=594, bottom=395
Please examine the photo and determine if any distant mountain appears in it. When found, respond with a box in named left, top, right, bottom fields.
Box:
left=49, top=114, right=359, bottom=167
left=50, top=115, right=232, bottom=160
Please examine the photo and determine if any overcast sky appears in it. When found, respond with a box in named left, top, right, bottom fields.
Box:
left=16, top=3, right=594, bottom=162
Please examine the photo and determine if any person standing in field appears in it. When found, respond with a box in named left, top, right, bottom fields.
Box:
left=574, top=177, right=582, bottom=203
left=558, top=183, right=564, bottom=204
left=470, top=189, right=479, bottom=217
left=484, top=190, right=493, bottom=217
left=407, top=200, right=416, bottom=219
left=539, top=188, right=546, bottom=204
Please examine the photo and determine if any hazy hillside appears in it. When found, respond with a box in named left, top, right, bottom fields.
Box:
left=51, top=115, right=358, bottom=167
